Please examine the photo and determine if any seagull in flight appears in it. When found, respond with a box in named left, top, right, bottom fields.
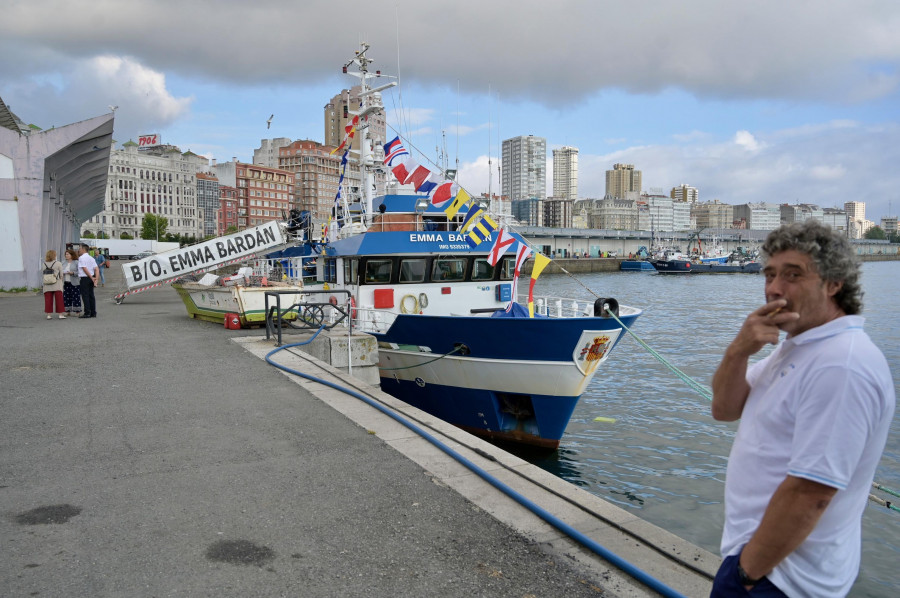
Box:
left=266, top=114, right=274, bottom=129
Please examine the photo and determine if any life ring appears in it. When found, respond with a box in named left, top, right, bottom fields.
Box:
left=400, top=294, right=419, bottom=314
left=348, top=296, right=357, bottom=319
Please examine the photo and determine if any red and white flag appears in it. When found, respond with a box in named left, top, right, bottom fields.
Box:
left=391, top=157, right=418, bottom=185
left=406, top=163, right=434, bottom=191
left=507, top=244, right=533, bottom=311
left=430, top=181, right=458, bottom=208
left=487, top=228, right=516, bottom=266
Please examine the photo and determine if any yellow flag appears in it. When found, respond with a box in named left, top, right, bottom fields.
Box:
left=444, top=188, right=471, bottom=220
left=530, top=253, right=551, bottom=280
left=527, top=253, right=552, bottom=318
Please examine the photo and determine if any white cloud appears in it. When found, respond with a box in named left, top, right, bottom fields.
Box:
left=0, top=53, right=191, bottom=143
left=76, top=55, right=192, bottom=123
left=2, top=1, right=899, bottom=105
left=456, top=155, right=494, bottom=193
left=570, top=121, right=899, bottom=218
left=809, top=164, right=847, bottom=180
left=733, top=130, right=764, bottom=152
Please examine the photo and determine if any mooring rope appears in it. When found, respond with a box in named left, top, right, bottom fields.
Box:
left=549, top=262, right=900, bottom=512
left=551, top=262, right=713, bottom=401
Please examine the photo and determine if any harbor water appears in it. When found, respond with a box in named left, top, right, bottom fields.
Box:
left=529, top=261, right=900, bottom=597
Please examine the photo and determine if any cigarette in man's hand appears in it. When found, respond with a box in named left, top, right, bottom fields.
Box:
left=768, top=306, right=783, bottom=318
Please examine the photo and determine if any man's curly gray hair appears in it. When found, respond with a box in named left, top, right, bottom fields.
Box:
left=761, top=220, right=863, bottom=315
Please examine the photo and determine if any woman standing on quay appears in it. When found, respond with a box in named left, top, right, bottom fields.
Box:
left=61, top=249, right=82, bottom=316
left=42, top=249, right=65, bottom=319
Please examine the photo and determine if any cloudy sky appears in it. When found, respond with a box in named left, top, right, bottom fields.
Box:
left=2, top=0, right=899, bottom=222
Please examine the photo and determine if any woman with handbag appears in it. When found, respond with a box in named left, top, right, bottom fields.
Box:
left=61, top=249, right=82, bottom=316
left=41, top=249, right=65, bottom=319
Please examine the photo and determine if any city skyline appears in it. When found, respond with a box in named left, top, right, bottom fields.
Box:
left=2, top=1, right=898, bottom=222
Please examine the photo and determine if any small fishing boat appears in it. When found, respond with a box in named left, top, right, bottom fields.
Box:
left=620, top=259, right=657, bottom=272
left=650, top=247, right=693, bottom=274
left=172, top=275, right=304, bottom=327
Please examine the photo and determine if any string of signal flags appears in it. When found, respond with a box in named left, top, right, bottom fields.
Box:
left=383, top=134, right=553, bottom=318
left=328, top=116, right=553, bottom=317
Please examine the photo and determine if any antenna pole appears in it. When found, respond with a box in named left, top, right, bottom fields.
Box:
left=343, top=43, right=380, bottom=224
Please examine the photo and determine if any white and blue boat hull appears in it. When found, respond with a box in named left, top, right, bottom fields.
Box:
left=371, top=313, right=635, bottom=447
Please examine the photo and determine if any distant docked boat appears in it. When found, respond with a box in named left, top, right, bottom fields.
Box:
left=620, top=260, right=656, bottom=272
left=650, top=248, right=693, bottom=274
left=687, top=260, right=761, bottom=274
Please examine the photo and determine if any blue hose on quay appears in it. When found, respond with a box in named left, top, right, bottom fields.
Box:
left=265, top=330, right=688, bottom=598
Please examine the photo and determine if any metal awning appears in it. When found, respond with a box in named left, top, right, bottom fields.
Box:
left=43, top=120, right=115, bottom=221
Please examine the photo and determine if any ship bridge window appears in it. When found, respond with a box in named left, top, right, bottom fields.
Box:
left=499, top=256, right=516, bottom=280
left=364, top=259, right=392, bottom=284
left=432, top=258, right=466, bottom=282
left=324, top=258, right=337, bottom=283
left=343, top=258, right=358, bottom=284
left=399, top=259, right=427, bottom=283
left=472, top=258, right=494, bottom=281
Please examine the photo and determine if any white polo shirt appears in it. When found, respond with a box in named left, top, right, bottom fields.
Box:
left=77, top=253, right=98, bottom=279
left=721, top=315, right=895, bottom=598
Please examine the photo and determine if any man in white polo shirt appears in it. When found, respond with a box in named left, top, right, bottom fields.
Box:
left=710, top=220, right=894, bottom=597
left=77, top=243, right=99, bottom=318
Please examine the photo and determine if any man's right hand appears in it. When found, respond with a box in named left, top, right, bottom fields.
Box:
left=727, top=299, right=797, bottom=360
left=711, top=300, right=798, bottom=421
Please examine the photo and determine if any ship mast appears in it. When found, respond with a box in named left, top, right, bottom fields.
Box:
left=342, top=43, right=396, bottom=224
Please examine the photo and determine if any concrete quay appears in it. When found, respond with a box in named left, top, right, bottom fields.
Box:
left=1, top=266, right=717, bottom=597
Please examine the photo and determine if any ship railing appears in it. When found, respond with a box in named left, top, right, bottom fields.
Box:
left=518, top=294, right=630, bottom=319
left=340, top=296, right=628, bottom=329
left=245, top=256, right=316, bottom=284
left=345, top=305, right=399, bottom=335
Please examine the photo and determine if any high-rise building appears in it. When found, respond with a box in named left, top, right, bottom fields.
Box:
left=780, top=203, right=824, bottom=225
left=641, top=194, right=673, bottom=231
left=670, top=184, right=698, bottom=203
left=733, top=203, right=781, bottom=231
left=85, top=140, right=209, bottom=240
left=605, top=163, right=642, bottom=199
left=822, top=208, right=849, bottom=234
left=217, top=185, right=240, bottom=235
left=543, top=198, right=573, bottom=228
left=325, top=85, right=387, bottom=159
left=196, top=172, right=220, bottom=238
left=213, top=159, right=294, bottom=229
left=844, top=201, right=865, bottom=222
left=324, top=86, right=388, bottom=197
left=552, top=146, right=578, bottom=200
left=692, top=200, right=734, bottom=229
left=591, top=197, right=638, bottom=230
left=278, top=140, right=351, bottom=219
left=253, top=138, right=292, bottom=168
left=843, top=201, right=872, bottom=238
left=502, top=135, right=546, bottom=201
left=511, top=198, right=544, bottom=226
left=672, top=201, right=692, bottom=231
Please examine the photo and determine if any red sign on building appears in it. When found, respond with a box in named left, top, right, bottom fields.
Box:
left=138, top=134, right=160, bottom=147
